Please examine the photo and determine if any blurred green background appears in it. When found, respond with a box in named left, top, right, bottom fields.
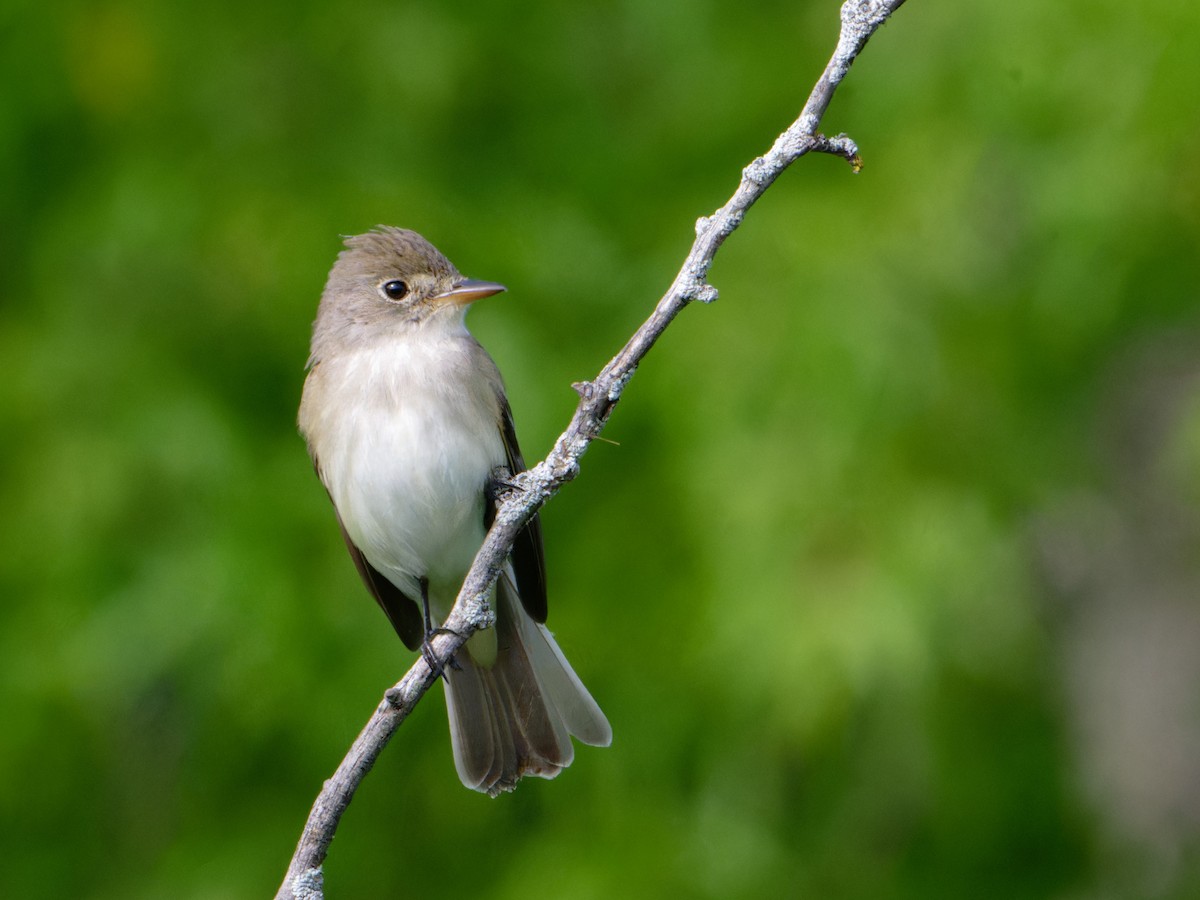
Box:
left=3, top=0, right=1200, bottom=897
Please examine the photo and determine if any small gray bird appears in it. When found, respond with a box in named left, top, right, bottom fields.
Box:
left=298, top=227, right=611, bottom=795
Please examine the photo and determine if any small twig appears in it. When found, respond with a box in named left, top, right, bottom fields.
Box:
left=275, top=2, right=906, bottom=896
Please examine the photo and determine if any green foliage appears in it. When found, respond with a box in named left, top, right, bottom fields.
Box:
left=3, top=0, right=1199, bottom=897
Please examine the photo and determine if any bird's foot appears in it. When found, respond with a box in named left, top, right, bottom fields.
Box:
left=421, top=627, right=464, bottom=680
left=417, top=575, right=463, bottom=679
left=486, top=465, right=521, bottom=504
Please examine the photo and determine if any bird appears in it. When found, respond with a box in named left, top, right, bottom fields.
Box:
left=298, top=226, right=611, bottom=795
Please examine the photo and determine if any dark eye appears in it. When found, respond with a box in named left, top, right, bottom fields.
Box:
left=381, top=280, right=409, bottom=300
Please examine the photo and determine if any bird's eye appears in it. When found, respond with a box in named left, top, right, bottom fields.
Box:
left=381, top=280, right=409, bottom=300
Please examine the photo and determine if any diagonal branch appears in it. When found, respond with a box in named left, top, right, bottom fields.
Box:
left=275, top=2, right=907, bottom=896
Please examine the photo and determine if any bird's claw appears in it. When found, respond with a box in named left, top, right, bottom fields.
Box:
left=421, top=627, right=464, bottom=680
left=487, top=465, right=518, bottom=503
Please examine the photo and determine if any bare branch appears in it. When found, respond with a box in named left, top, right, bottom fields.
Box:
left=275, top=2, right=907, bottom=896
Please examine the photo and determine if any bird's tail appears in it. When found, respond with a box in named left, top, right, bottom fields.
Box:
left=442, top=572, right=611, bottom=796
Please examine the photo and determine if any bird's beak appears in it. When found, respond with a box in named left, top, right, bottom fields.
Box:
left=433, top=278, right=507, bottom=307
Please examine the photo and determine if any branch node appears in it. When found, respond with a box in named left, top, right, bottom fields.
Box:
left=677, top=259, right=718, bottom=304
left=812, top=132, right=863, bottom=171
left=742, top=156, right=771, bottom=186
left=678, top=277, right=717, bottom=304
left=571, top=380, right=593, bottom=398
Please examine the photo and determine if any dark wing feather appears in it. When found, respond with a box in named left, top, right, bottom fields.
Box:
left=494, top=394, right=548, bottom=623
left=335, top=513, right=425, bottom=650
left=312, top=458, right=424, bottom=648
left=312, top=456, right=424, bottom=650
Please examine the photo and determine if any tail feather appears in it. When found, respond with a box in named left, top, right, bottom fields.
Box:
left=443, top=572, right=610, bottom=796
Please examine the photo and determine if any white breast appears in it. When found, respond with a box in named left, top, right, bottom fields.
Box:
left=301, top=329, right=506, bottom=607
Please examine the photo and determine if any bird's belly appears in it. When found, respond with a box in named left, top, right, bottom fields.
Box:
left=331, top=391, right=503, bottom=608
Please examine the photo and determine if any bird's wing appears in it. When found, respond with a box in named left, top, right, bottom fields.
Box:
left=335, top=515, right=425, bottom=650
left=313, top=458, right=424, bottom=651
left=492, top=393, right=548, bottom=623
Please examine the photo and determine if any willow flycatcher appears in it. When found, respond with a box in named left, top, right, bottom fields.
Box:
left=298, top=227, right=611, bottom=795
